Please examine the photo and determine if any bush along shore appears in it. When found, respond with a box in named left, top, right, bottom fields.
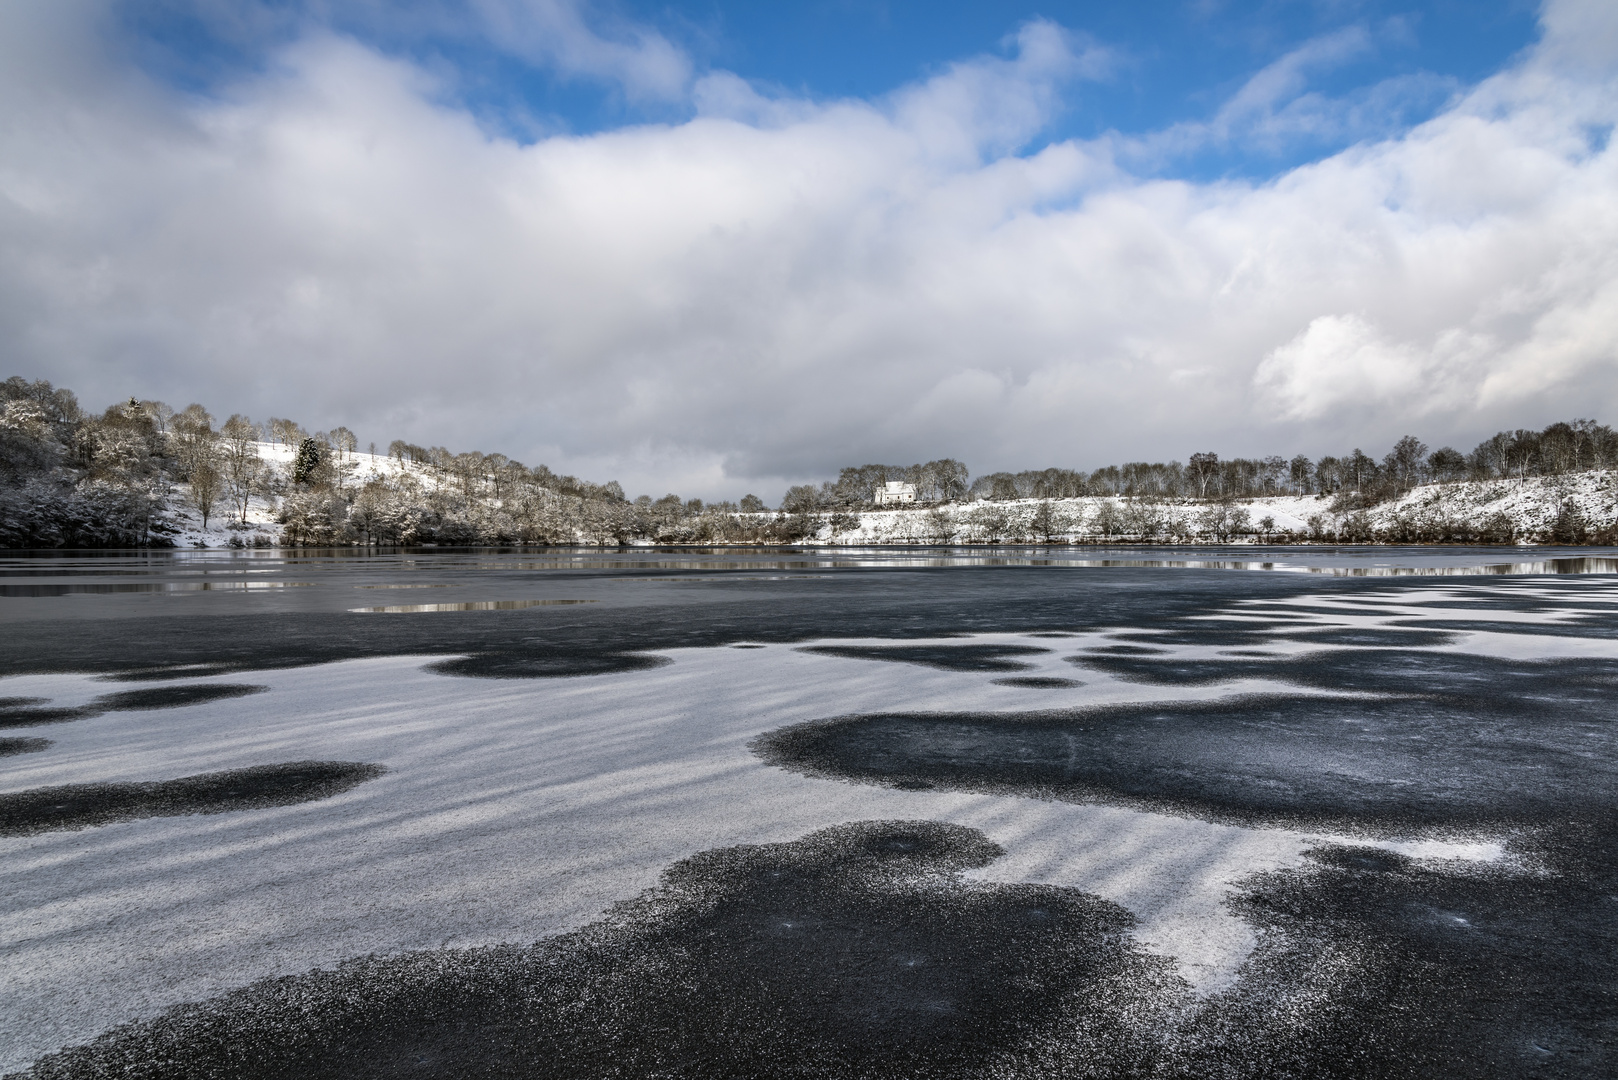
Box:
left=3, top=375, right=1616, bottom=547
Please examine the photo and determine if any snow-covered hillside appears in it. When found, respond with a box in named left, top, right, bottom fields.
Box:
left=795, top=472, right=1618, bottom=546
left=163, top=448, right=1618, bottom=548
left=160, top=443, right=429, bottom=548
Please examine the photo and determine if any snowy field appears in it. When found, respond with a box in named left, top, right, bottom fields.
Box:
left=2, top=550, right=1617, bottom=1077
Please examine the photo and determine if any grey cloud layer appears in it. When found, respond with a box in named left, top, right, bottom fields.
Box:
left=1, top=1, right=1616, bottom=499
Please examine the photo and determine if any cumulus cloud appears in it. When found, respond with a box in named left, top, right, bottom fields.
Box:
left=1252, top=314, right=1481, bottom=422
left=0, top=0, right=1616, bottom=499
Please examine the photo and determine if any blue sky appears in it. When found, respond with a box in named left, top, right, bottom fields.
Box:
left=122, top=1, right=1541, bottom=179
left=4, top=1, right=1616, bottom=499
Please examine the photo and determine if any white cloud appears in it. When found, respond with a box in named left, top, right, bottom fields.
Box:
left=888, top=19, right=1112, bottom=163
left=1252, top=313, right=1485, bottom=422
left=468, top=0, right=691, bottom=102
left=1, top=1, right=1617, bottom=499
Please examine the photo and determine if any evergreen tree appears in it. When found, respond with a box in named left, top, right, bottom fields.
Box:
left=293, top=438, right=324, bottom=485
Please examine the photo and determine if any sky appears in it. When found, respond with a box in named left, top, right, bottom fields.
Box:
left=2, top=0, right=1615, bottom=502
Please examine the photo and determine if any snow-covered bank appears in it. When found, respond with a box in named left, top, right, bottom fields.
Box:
left=160, top=450, right=1618, bottom=548
left=793, top=472, right=1618, bottom=546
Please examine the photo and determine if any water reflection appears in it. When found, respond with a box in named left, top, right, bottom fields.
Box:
left=994, top=556, right=1618, bottom=577
left=4, top=546, right=1618, bottom=582
left=607, top=576, right=829, bottom=583
left=351, top=599, right=598, bottom=613
left=1311, top=557, right=1618, bottom=577
left=392, top=552, right=1617, bottom=576
left=1, top=582, right=311, bottom=596
left=353, top=584, right=453, bottom=589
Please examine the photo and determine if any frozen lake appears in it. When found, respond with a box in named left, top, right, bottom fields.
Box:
left=3, top=545, right=1617, bottom=1078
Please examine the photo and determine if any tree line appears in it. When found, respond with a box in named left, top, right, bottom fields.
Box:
left=0, top=376, right=801, bottom=547
left=4, top=374, right=1616, bottom=547
left=795, top=422, right=1618, bottom=510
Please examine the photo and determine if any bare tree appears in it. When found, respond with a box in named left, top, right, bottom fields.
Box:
left=1345, top=449, right=1378, bottom=492
left=929, top=459, right=970, bottom=502
left=964, top=503, right=1009, bottom=543
left=1196, top=499, right=1250, bottom=542
left=169, top=405, right=217, bottom=480
left=138, top=400, right=174, bottom=436
left=827, top=511, right=860, bottom=540
left=1258, top=456, right=1287, bottom=495
left=219, top=414, right=262, bottom=525
left=1091, top=499, right=1123, bottom=539
left=1288, top=455, right=1313, bottom=495
left=924, top=506, right=958, bottom=543
left=780, top=485, right=822, bottom=513
left=1383, top=436, right=1429, bottom=492
left=190, top=460, right=223, bottom=529
left=1427, top=447, right=1467, bottom=484
left=330, top=426, right=358, bottom=459
left=1468, top=432, right=1512, bottom=479
left=267, top=417, right=305, bottom=449
left=1030, top=500, right=1072, bottom=543
left=1121, top=496, right=1164, bottom=540
left=1187, top=452, right=1219, bottom=499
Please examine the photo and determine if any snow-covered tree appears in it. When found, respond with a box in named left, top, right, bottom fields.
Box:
left=219, top=415, right=261, bottom=525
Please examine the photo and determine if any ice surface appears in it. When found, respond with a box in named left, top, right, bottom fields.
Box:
left=5, top=578, right=1602, bottom=1071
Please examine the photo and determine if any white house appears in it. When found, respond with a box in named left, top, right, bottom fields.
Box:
left=874, top=480, right=917, bottom=506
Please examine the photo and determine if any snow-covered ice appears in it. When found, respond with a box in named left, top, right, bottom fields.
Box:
left=5, top=579, right=1604, bottom=1072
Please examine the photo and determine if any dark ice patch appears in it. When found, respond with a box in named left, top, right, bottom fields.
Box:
left=0, top=684, right=261, bottom=727
left=0, top=696, right=48, bottom=708
left=1272, top=627, right=1457, bottom=648
left=1067, top=654, right=1276, bottom=685
left=1177, top=822, right=1618, bottom=1079
left=731, top=644, right=766, bottom=649
left=1079, top=649, right=1618, bottom=698
left=0, top=737, right=51, bottom=757
left=798, top=644, right=1053, bottom=672
left=93, top=684, right=270, bottom=712
left=0, top=704, right=102, bottom=729
left=991, top=677, right=1084, bottom=689
left=21, top=820, right=1183, bottom=1079
left=1081, top=644, right=1168, bottom=655
left=752, top=692, right=1618, bottom=832
left=0, top=761, right=384, bottom=836
left=1105, top=628, right=1277, bottom=648
left=426, top=652, right=673, bottom=679
left=1307, top=845, right=1412, bottom=874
